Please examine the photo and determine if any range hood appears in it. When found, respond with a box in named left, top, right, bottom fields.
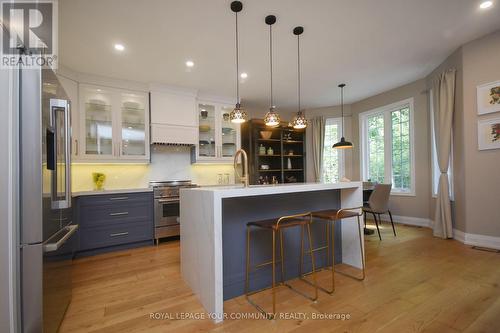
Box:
left=149, top=84, right=198, bottom=145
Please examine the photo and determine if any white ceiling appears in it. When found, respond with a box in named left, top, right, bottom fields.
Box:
left=59, top=0, right=500, bottom=112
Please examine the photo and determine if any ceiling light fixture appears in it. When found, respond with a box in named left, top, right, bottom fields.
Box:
left=114, top=43, right=125, bottom=51
left=263, top=15, right=280, bottom=127
left=333, top=83, right=353, bottom=149
left=480, top=1, right=493, bottom=9
left=291, top=26, right=307, bottom=130
left=185, top=60, right=194, bottom=67
left=229, top=1, right=247, bottom=124
left=240, top=72, right=248, bottom=79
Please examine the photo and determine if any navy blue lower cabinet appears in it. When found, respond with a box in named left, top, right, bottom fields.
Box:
left=74, top=191, right=154, bottom=255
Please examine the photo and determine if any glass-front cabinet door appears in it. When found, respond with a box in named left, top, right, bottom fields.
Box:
left=119, top=92, right=149, bottom=159
left=78, top=84, right=149, bottom=162
left=80, top=86, right=114, bottom=157
left=198, top=103, right=217, bottom=159
left=219, top=105, right=239, bottom=159
left=196, top=102, right=241, bottom=162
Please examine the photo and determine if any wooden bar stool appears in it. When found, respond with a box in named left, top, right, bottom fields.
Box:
left=300, top=207, right=365, bottom=295
left=245, top=212, right=318, bottom=319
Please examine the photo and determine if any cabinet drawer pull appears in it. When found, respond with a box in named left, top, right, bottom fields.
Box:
left=109, top=232, right=129, bottom=237
left=109, top=196, right=129, bottom=201
left=109, top=212, right=129, bottom=216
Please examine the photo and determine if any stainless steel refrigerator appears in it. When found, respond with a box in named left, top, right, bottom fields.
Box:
left=19, top=68, right=78, bottom=333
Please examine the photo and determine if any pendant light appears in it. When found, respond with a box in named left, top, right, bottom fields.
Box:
left=290, top=26, right=307, bottom=129
left=263, top=15, right=280, bottom=127
left=333, top=83, right=353, bottom=149
left=229, top=1, right=247, bottom=123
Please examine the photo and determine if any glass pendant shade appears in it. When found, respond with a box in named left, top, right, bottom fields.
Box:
left=230, top=103, right=247, bottom=123
left=291, top=111, right=307, bottom=129
left=264, top=107, right=280, bottom=127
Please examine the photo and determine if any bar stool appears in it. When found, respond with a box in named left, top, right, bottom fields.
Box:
left=245, top=212, right=318, bottom=319
left=300, top=207, right=365, bottom=295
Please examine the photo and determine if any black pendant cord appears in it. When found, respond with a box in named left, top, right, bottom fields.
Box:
left=269, top=24, right=273, bottom=109
left=339, top=83, right=346, bottom=138
left=235, top=11, right=240, bottom=105
left=297, top=33, right=301, bottom=113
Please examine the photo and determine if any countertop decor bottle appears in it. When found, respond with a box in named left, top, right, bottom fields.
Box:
left=287, top=158, right=292, bottom=170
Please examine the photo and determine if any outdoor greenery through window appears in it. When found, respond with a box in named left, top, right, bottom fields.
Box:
left=361, top=98, right=414, bottom=194
left=367, top=114, right=385, bottom=183
left=391, top=107, right=411, bottom=191
left=323, top=118, right=342, bottom=183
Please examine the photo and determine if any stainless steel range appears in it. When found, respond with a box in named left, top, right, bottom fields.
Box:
left=150, top=180, right=197, bottom=243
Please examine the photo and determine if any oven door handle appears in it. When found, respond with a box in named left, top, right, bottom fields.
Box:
left=156, top=198, right=179, bottom=203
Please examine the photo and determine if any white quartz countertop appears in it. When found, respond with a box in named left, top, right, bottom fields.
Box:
left=180, top=182, right=362, bottom=199
left=72, top=188, right=153, bottom=197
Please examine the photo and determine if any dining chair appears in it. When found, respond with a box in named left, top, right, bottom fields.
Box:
left=362, top=183, right=396, bottom=240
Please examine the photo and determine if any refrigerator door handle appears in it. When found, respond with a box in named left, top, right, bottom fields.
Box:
left=49, top=98, right=72, bottom=209
left=43, top=225, right=78, bottom=253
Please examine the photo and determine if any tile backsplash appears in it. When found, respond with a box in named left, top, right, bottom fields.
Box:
left=72, top=145, right=236, bottom=192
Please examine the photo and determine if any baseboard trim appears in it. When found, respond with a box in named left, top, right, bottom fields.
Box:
left=453, top=228, right=500, bottom=250
left=373, top=213, right=432, bottom=228
left=368, top=214, right=500, bottom=250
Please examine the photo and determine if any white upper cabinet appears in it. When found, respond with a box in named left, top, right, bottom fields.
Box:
left=76, top=84, right=150, bottom=162
left=150, top=86, right=198, bottom=145
left=195, top=101, right=241, bottom=163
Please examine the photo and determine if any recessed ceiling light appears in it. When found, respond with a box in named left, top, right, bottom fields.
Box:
left=480, top=1, right=493, bottom=9
left=186, top=60, right=194, bottom=67
left=114, top=43, right=125, bottom=51
left=240, top=72, right=248, bottom=79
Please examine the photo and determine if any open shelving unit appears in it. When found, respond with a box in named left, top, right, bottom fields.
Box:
left=241, top=119, right=306, bottom=184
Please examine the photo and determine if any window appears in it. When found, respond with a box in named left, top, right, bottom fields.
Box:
left=360, top=98, right=415, bottom=195
left=430, top=90, right=453, bottom=198
left=322, top=118, right=343, bottom=183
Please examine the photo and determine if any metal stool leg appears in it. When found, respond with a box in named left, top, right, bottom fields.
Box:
left=334, top=215, right=366, bottom=281
left=271, top=229, right=276, bottom=317
left=245, top=213, right=318, bottom=319
left=299, top=220, right=335, bottom=294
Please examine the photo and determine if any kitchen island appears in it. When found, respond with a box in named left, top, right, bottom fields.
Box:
left=180, top=182, right=363, bottom=322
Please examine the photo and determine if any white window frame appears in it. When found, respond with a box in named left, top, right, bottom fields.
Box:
left=430, top=90, right=454, bottom=200
left=322, top=117, right=344, bottom=182
left=359, top=98, right=416, bottom=196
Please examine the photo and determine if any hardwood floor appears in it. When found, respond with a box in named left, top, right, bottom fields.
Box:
left=60, top=223, right=500, bottom=333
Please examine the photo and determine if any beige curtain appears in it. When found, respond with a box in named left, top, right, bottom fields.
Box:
left=432, top=69, right=456, bottom=239
left=311, top=116, right=325, bottom=182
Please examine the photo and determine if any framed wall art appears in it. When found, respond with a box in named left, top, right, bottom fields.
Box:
left=478, top=117, right=500, bottom=150
left=477, top=80, right=500, bottom=115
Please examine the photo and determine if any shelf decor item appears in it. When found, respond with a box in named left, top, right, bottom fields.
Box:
left=260, top=130, right=273, bottom=139
left=92, top=172, right=106, bottom=191
left=229, top=1, right=248, bottom=124
left=259, top=144, right=266, bottom=155
left=478, top=116, right=500, bottom=150
left=290, top=26, right=308, bottom=129
left=477, top=80, right=500, bottom=115
left=333, top=83, right=353, bottom=149
left=267, top=147, right=274, bottom=155
left=263, top=15, right=281, bottom=127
